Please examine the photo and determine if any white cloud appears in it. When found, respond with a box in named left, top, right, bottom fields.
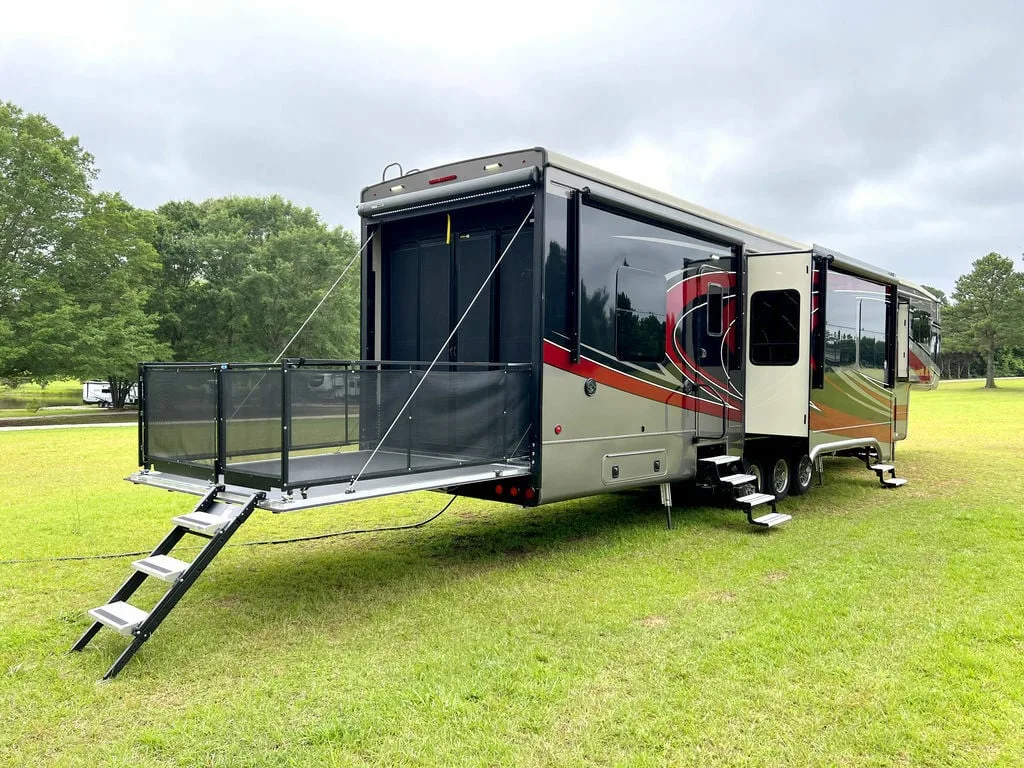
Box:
left=2, top=0, right=1021, bottom=292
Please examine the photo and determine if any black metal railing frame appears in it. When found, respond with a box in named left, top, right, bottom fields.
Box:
left=139, top=359, right=533, bottom=492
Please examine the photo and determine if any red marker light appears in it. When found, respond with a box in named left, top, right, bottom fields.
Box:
left=509, top=486, right=520, bottom=498
left=554, top=425, right=562, bottom=435
left=524, top=487, right=535, bottom=501
left=494, top=484, right=504, bottom=495
left=428, top=174, right=457, bottom=185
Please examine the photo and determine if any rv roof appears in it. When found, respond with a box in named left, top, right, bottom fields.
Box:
left=543, top=149, right=807, bottom=252
left=361, top=148, right=931, bottom=295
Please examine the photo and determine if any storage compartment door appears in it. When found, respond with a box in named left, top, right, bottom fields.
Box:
left=744, top=252, right=811, bottom=437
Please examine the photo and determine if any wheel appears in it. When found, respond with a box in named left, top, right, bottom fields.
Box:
left=791, top=453, right=813, bottom=495
left=742, top=456, right=766, bottom=494
left=768, top=454, right=791, bottom=500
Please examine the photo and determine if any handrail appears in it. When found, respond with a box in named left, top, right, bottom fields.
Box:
left=139, top=360, right=532, bottom=371
left=140, top=360, right=534, bottom=494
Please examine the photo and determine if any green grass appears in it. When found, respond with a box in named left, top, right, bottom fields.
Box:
left=2, top=381, right=1023, bottom=766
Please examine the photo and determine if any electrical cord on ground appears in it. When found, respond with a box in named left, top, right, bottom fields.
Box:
left=0, top=496, right=458, bottom=565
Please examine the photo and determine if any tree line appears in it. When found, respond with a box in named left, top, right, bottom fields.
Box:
left=2, top=101, right=1023, bottom=405
left=1, top=102, right=358, bottom=406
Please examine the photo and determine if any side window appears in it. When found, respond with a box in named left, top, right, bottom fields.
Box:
left=749, top=289, right=800, bottom=365
left=910, top=308, right=931, bottom=345
left=706, top=283, right=724, bottom=337
left=615, top=267, right=666, bottom=362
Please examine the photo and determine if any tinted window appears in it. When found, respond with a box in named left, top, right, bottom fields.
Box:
left=615, top=267, right=666, bottom=362
left=543, top=193, right=568, bottom=339
left=749, top=290, right=800, bottom=365
left=826, top=271, right=889, bottom=383
left=578, top=203, right=731, bottom=356
left=910, top=308, right=932, bottom=345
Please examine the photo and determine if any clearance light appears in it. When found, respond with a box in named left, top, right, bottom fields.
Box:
left=483, top=162, right=502, bottom=171
left=509, top=487, right=520, bottom=498
left=554, top=424, right=563, bottom=435
left=428, top=174, right=457, bottom=185
left=524, top=488, right=536, bottom=501
left=389, top=184, right=405, bottom=192
left=494, top=484, right=504, bottom=495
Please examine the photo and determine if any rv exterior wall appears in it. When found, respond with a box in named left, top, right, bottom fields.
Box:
left=810, top=269, right=897, bottom=461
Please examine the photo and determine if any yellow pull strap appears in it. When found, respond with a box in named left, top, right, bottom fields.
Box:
left=446, top=214, right=451, bottom=244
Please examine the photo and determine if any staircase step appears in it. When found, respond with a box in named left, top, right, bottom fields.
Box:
left=751, top=512, right=792, bottom=528
left=132, top=554, right=190, bottom=583
left=88, top=601, right=149, bottom=635
left=699, top=455, right=741, bottom=466
left=736, top=492, right=775, bottom=507
left=882, top=477, right=908, bottom=487
left=172, top=510, right=237, bottom=535
left=720, top=473, right=757, bottom=486
left=869, top=464, right=895, bottom=473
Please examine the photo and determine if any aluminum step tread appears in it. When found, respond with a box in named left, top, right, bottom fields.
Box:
left=699, top=455, right=742, bottom=466
left=882, top=477, right=908, bottom=487
left=720, top=473, right=757, bottom=485
left=751, top=512, right=792, bottom=528
left=132, top=554, right=190, bottom=583
left=736, top=492, right=776, bottom=507
left=869, top=464, right=895, bottom=472
left=88, top=601, right=149, bottom=635
left=172, top=510, right=237, bottom=534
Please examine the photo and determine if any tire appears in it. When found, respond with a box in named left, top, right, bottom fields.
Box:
left=742, top=456, right=766, bottom=494
left=791, top=453, right=813, bottom=496
left=768, top=454, right=791, bottom=500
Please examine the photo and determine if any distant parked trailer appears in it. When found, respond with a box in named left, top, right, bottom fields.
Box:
left=82, top=380, right=138, bottom=407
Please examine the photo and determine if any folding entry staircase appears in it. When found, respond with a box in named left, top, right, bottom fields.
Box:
left=694, top=450, right=908, bottom=528
left=698, top=455, right=792, bottom=528
left=70, top=487, right=261, bottom=680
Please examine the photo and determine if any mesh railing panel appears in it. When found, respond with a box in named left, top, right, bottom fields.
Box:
left=140, top=362, right=532, bottom=489
left=222, top=368, right=283, bottom=476
left=144, top=367, right=217, bottom=469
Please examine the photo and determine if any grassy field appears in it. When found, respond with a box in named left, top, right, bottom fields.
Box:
left=1, top=380, right=1023, bottom=766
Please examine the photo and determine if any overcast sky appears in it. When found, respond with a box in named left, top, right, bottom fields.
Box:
left=2, top=0, right=1021, bottom=292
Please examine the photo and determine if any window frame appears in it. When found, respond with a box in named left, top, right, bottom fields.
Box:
left=748, top=288, right=802, bottom=367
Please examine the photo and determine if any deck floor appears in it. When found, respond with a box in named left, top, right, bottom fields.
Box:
left=229, top=449, right=463, bottom=484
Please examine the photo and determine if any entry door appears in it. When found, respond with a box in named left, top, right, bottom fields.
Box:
left=744, top=252, right=811, bottom=437
left=686, top=259, right=741, bottom=440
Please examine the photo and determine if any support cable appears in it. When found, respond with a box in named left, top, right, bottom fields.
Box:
left=344, top=204, right=535, bottom=493
left=225, top=230, right=376, bottom=422
left=274, top=230, right=375, bottom=364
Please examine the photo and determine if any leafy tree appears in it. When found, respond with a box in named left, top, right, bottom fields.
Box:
left=0, top=103, right=169, bottom=404
left=921, top=285, right=949, bottom=306
left=944, top=253, right=1024, bottom=388
left=0, top=102, right=95, bottom=314
left=151, top=196, right=359, bottom=362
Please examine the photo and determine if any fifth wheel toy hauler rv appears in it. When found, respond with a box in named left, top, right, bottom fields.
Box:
left=73, top=148, right=941, bottom=678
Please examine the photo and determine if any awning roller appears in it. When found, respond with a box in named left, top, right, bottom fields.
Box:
left=357, top=166, right=540, bottom=218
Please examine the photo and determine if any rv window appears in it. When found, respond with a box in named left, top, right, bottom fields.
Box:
left=615, top=267, right=666, bottom=362
left=749, top=289, right=800, bottom=366
left=706, top=284, right=723, bottom=337
left=910, top=308, right=932, bottom=345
